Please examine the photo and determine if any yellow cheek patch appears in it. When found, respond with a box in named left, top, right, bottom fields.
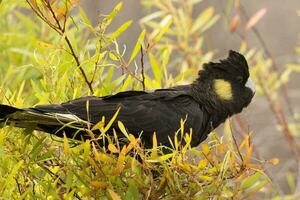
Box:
left=213, top=79, right=233, bottom=100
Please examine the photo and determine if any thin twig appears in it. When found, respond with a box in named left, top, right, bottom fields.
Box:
left=38, top=163, right=82, bottom=200
left=15, top=178, right=22, bottom=195
left=228, top=119, right=244, bottom=165
left=140, top=47, right=146, bottom=91
left=90, top=42, right=102, bottom=86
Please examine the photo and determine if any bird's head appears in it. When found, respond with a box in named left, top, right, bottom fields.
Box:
left=193, top=50, right=255, bottom=116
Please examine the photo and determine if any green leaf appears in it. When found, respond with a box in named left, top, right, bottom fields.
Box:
left=246, top=179, right=269, bottom=195
left=140, top=11, right=164, bottom=24
left=128, top=29, right=146, bottom=64
left=105, top=2, right=123, bottom=27
left=109, top=52, right=119, bottom=61
left=149, top=53, right=161, bottom=87
left=117, top=75, right=132, bottom=92
left=125, top=179, right=141, bottom=199
left=107, top=20, right=132, bottom=44
left=29, top=137, right=47, bottom=161
left=240, top=172, right=262, bottom=189
left=103, top=107, right=121, bottom=134
left=219, top=151, right=230, bottom=178
left=79, top=7, right=94, bottom=32
left=153, top=15, right=173, bottom=43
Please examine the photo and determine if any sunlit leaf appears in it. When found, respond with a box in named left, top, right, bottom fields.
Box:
left=107, top=188, right=122, bottom=200
left=240, top=172, right=262, bottom=189
left=149, top=53, right=161, bottom=87
left=158, top=153, right=174, bottom=161
left=108, top=143, right=119, bottom=153
left=201, top=143, right=210, bottom=155
left=118, top=121, right=129, bottom=139
left=153, top=15, right=172, bottom=43
left=128, top=29, right=146, bottom=64
left=108, top=20, right=132, bottom=44
left=91, top=181, right=109, bottom=189
left=63, top=133, right=70, bottom=155
left=102, top=107, right=121, bottom=133
left=105, top=2, right=123, bottom=26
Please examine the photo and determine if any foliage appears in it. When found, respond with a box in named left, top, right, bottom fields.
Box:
left=0, top=0, right=295, bottom=199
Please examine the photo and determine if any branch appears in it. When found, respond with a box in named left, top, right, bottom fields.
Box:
left=140, top=47, right=146, bottom=91
left=26, top=0, right=94, bottom=94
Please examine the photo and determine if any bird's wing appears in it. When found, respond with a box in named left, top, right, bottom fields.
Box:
left=33, top=89, right=207, bottom=147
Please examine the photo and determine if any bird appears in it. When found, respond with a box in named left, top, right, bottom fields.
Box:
left=0, top=50, right=255, bottom=149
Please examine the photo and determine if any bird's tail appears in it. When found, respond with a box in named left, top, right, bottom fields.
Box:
left=0, top=104, right=90, bottom=138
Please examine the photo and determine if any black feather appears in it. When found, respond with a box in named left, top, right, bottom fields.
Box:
left=0, top=50, right=255, bottom=148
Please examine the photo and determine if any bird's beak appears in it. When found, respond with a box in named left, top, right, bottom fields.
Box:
left=245, top=78, right=256, bottom=94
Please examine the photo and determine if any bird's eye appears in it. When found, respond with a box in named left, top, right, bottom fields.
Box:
left=236, top=76, right=244, bottom=84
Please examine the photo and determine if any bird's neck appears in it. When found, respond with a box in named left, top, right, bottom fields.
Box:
left=190, top=80, right=234, bottom=118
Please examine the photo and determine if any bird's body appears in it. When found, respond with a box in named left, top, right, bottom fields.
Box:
left=0, top=50, right=255, bottom=148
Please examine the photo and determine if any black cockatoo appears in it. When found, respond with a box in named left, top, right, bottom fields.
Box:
left=0, top=50, right=255, bottom=148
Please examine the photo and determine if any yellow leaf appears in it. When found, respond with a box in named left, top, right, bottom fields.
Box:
left=63, top=133, right=70, bottom=155
left=197, top=159, right=208, bottom=169
left=128, top=134, right=136, bottom=142
left=201, top=143, right=210, bottom=155
left=93, top=144, right=116, bottom=163
left=243, top=144, right=253, bottom=165
left=38, top=41, right=56, bottom=49
left=108, top=144, right=119, bottom=153
left=112, top=146, right=126, bottom=175
left=118, top=121, right=129, bottom=139
left=107, top=188, right=122, bottom=200
left=198, top=175, right=213, bottom=182
left=91, top=120, right=105, bottom=131
left=158, top=153, right=174, bottom=162
left=111, top=163, right=125, bottom=176
left=181, top=163, right=192, bottom=172
left=91, top=181, right=108, bottom=189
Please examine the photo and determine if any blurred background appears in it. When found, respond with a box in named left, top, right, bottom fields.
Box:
left=81, top=0, right=300, bottom=194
